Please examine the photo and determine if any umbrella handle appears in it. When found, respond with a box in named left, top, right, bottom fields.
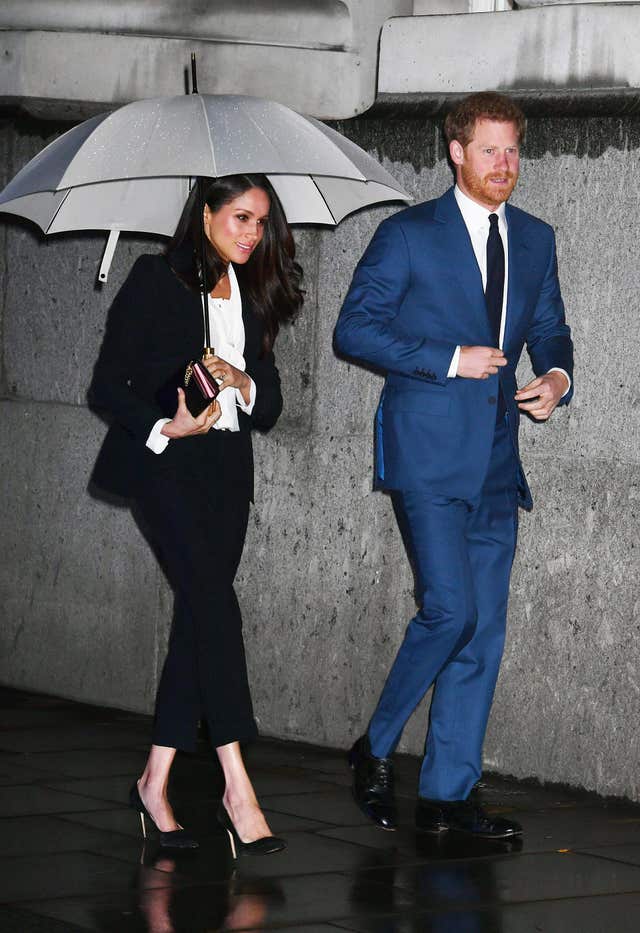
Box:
left=190, top=54, right=211, bottom=354
left=98, top=230, right=120, bottom=283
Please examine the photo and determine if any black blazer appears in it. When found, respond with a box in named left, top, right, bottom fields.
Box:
left=90, top=253, right=282, bottom=500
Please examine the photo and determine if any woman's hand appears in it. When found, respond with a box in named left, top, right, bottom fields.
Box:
left=161, top=389, right=221, bottom=438
left=203, top=355, right=251, bottom=404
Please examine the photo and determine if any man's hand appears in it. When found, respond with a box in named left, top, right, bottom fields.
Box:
left=457, top=346, right=507, bottom=380
left=515, top=371, right=568, bottom=421
left=161, top=388, right=221, bottom=438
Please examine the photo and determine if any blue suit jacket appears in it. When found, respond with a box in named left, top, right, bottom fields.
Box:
left=334, top=187, right=573, bottom=510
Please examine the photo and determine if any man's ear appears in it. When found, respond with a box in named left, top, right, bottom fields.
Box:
left=449, top=139, right=464, bottom=167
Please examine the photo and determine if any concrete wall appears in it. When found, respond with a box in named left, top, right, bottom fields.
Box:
left=1, top=111, right=639, bottom=801
left=0, top=0, right=412, bottom=120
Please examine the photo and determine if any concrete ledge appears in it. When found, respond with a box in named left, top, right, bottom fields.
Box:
left=0, top=0, right=353, bottom=50
left=0, top=1, right=412, bottom=120
left=0, top=30, right=367, bottom=120
left=380, top=5, right=640, bottom=102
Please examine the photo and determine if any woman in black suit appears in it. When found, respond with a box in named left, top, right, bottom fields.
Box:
left=90, top=175, right=303, bottom=857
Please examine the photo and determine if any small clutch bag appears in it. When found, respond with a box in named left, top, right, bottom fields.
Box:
left=156, top=358, right=220, bottom=418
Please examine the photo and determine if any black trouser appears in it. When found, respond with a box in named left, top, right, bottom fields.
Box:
left=135, top=439, right=257, bottom=751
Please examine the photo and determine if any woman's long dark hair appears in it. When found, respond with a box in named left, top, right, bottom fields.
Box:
left=167, top=174, right=304, bottom=354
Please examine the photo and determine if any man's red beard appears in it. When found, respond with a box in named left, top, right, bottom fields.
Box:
left=461, top=163, right=518, bottom=208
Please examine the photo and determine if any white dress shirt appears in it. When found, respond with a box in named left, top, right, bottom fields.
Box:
left=448, top=185, right=570, bottom=395
left=146, top=263, right=256, bottom=454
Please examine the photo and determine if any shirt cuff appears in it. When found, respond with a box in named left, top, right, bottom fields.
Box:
left=146, top=418, right=172, bottom=454
left=236, top=377, right=256, bottom=414
left=448, top=346, right=461, bottom=378
left=548, top=367, right=571, bottom=398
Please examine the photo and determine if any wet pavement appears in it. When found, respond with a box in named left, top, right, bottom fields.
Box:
left=2, top=686, right=640, bottom=931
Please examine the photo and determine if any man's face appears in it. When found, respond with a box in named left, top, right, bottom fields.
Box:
left=450, top=119, right=520, bottom=210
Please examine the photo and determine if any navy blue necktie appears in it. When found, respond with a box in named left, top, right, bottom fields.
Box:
left=485, top=213, right=505, bottom=418
left=485, top=213, right=504, bottom=346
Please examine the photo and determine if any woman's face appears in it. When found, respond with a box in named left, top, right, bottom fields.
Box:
left=203, top=187, right=270, bottom=265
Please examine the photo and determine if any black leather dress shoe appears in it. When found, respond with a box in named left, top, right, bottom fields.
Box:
left=349, top=735, right=397, bottom=831
left=416, top=797, right=522, bottom=839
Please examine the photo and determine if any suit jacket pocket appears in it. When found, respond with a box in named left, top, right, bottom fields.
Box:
left=383, top=386, right=451, bottom=417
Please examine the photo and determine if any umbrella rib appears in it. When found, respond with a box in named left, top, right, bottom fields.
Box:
left=45, top=189, right=71, bottom=233
left=198, top=95, right=218, bottom=177
left=309, top=175, right=338, bottom=224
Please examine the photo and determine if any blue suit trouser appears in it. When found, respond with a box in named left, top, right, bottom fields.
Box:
left=368, top=416, right=519, bottom=800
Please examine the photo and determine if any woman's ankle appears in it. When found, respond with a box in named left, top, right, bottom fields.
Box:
left=223, top=791, right=260, bottom=813
left=138, top=776, right=169, bottom=801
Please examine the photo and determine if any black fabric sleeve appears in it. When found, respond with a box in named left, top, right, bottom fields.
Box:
left=90, top=255, right=167, bottom=440
left=246, top=350, right=283, bottom=432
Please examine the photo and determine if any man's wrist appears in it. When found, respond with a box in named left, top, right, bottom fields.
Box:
left=547, top=367, right=571, bottom=397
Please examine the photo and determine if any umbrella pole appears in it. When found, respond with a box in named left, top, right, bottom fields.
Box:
left=197, top=178, right=213, bottom=359
left=191, top=53, right=213, bottom=360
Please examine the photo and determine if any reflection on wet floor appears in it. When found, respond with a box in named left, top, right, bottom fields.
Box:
left=2, top=686, right=640, bottom=931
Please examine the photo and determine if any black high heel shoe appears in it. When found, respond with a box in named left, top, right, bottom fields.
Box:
left=129, top=782, right=199, bottom=849
left=217, top=803, right=286, bottom=859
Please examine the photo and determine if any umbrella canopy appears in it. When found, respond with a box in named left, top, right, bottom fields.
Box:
left=0, top=94, right=410, bottom=231
left=0, top=172, right=406, bottom=233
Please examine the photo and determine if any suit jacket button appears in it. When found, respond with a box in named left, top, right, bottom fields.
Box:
left=488, top=396, right=496, bottom=405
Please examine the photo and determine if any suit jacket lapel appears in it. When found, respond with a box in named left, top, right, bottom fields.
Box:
left=505, top=204, right=529, bottom=349
left=166, top=269, right=204, bottom=355
left=434, top=188, right=492, bottom=342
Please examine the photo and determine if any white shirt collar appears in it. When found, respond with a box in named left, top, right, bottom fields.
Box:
left=454, top=184, right=507, bottom=230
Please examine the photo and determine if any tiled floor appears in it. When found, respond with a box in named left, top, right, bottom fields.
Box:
left=2, top=687, right=640, bottom=931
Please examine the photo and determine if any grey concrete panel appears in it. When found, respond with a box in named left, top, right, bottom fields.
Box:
left=274, top=229, right=319, bottom=436
left=380, top=7, right=640, bottom=96
left=0, top=400, right=171, bottom=713
left=3, top=225, right=161, bottom=406
left=486, top=455, right=640, bottom=800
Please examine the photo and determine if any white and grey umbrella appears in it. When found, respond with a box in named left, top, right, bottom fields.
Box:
left=0, top=93, right=410, bottom=280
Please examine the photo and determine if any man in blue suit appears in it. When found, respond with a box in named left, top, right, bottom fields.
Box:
left=335, top=93, right=573, bottom=839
